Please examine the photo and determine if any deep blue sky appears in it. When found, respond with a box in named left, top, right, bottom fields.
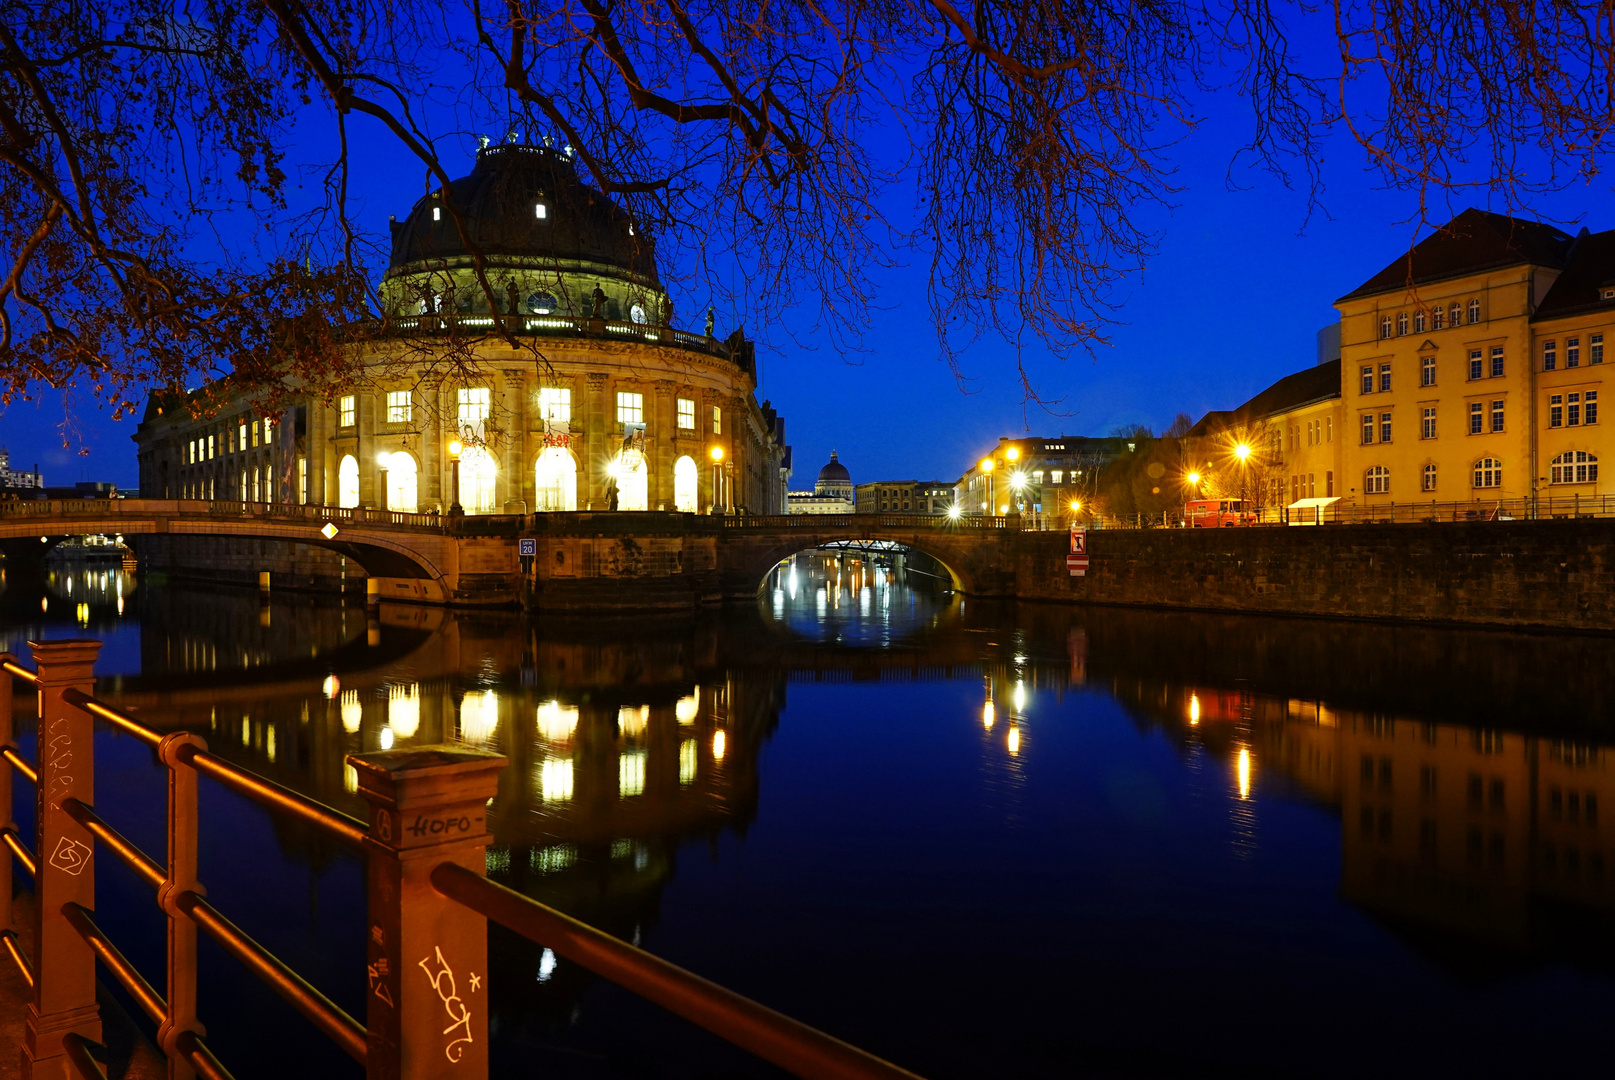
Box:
left=2, top=69, right=1606, bottom=491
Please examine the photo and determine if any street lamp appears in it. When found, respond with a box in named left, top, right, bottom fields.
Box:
left=1231, top=443, right=1252, bottom=520
left=448, top=438, right=463, bottom=515
left=377, top=451, right=391, bottom=512
left=979, top=458, right=995, bottom=517
left=947, top=504, right=962, bottom=521
left=709, top=445, right=725, bottom=513
left=1006, top=446, right=1019, bottom=462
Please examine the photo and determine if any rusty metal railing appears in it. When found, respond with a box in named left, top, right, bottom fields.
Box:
left=0, top=644, right=926, bottom=1080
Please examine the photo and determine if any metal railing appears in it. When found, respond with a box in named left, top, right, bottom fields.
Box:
left=0, top=644, right=924, bottom=1080
left=367, top=312, right=737, bottom=364
left=724, top=513, right=1023, bottom=530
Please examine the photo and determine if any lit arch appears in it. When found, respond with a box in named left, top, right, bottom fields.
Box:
left=384, top=451, right=418, bottom=512
left=610, top=450, right=648, bottom=511
left=459, top=445, right=498, bottom=513
left=338, top=455, right=359, bottom=508
left=673, top=455, right=698, bottom=512
left=534, top=446, right=578, bottom=511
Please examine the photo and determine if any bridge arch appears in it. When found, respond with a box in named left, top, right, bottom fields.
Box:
left=737, top=533, right=974, bottom=596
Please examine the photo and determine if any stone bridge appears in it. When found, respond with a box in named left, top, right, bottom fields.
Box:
left=0, top=501, right=1023, bottom=609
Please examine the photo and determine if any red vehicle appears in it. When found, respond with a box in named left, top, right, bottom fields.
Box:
left=1185, top=498, right=1253, bottom=527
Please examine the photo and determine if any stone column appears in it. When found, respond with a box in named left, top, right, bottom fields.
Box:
left=24, top=640, right=103, bottom=1080
left=652, top=380, right=676, bottom=510
left=351, top=746, right=505, bottom=1080
left=584, top=373, right=610, bottom=510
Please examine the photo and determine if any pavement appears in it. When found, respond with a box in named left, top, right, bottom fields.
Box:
left=0, top=887, right=165, bottom=1080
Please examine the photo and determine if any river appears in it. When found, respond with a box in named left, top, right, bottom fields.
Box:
left=3, top=552, right=1615, bottom=1079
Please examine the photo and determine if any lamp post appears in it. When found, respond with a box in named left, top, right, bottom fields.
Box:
left=1232, top=443, right=1251, bottom=523
left=378, top=451, right=391, bottom=513
left=979, top=458, right=995, bottom=518
left=448, top=438, right=463, bottom=515
left=709, top=445, right=725, bottom=514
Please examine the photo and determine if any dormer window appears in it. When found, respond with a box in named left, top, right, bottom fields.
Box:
left=535, top=203, right=547, bottom=219
left=432, top=207, right=441, bottom=221
left=1603, top=287, right=1615, bottom=300
left=628, top=224, right=635, bottom=236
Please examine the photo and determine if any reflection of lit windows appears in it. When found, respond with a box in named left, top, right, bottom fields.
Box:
left=531, top=845, right=576, bottom=873
left=1012, top=681, right=1027, bottom=713
left=539, top=757, right=574, bottom=802
left=680, top=740, right=697, bottom=785
left=379, top=727, right=394, bottom=750
left=1237, top=747, right=1252, bottom=799
left=712, top=730, right=727, bottom=762
left=611, top=839, right=634, bottom=859
left=982, top=699, right=995, bottom=730
left=266, top=726, right=277, bottom=763
left=343, top=763, right=358, bottom=793
left=618, top=705, right=649, bottom=739
left=675, top=690, right=699, bottom=723
left=389, top=683, right=421, bottom=738
left=341, top=690, right=362, bottom=734
left=459, top=690, right=500, bottom=743
left=538, top=947, right=557, bottom=983
left=619, top=750, right=647, bottom=797
left=1007, top=726, right=1021, bottom=755
left=536, top=700, right=578, bottom=743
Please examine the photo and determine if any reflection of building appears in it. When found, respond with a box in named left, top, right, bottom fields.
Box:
left=787, top=451, right=856, bottom=514
left=132, top=142, right=788, bottom=520
left=854, top=480, right=953, bottom=515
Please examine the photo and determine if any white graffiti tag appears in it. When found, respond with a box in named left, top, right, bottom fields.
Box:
left=417, top=946, right=473, bottom=1062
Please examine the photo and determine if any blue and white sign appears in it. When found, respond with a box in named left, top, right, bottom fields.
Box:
left=518, top=538, right=537, bottom=557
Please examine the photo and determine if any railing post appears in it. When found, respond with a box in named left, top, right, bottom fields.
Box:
left=349, top=746, right=505, bottom=1080
left=156, top=732, right=207, bottom=1080
left=25, top=639, right=102, bottom=1080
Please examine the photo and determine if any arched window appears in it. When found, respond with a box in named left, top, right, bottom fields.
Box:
left=1468, top=298, right=1481, bottom=323
left=629, top=303, right=648, bottom=324
left=610, top=450, right=648, bottom=511
left=1431, top=307, right=1444, bottom=330
left=1422, top=464, right=1437, bottom=492
left=1413, top=310, right=1427, bottom=333
left=1365, top=465, right=1389, bottom=494
left=1449, top=302, right=1462, bottom=327
left=384, top=452, right=418, bottom=512
left=673, top=455, right=698, bottom=512
left=1379, top=316, right=1392, bottom=339
left=459, top=445, right=498, bottom=513
left=1550, top=450, right=1598, bottom=485
left=533, top=446, right=578, bottom=511
left=338, top=455, right=359, bottom=508
left=1396, top=312, right=1409, bottom=336
left=527, top=291, right=558, bottom=314
left=1473, top=457, right=1503, bottom=489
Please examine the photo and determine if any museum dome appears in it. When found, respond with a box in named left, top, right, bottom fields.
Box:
left=384, top=142, right=661, bottom=313
left=814, top=451, right=853, bottom=497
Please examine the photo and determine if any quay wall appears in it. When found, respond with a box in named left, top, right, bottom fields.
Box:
left=131, top=534, right=365, bottom=591
left=1010, top=519, right=1615, bottom=632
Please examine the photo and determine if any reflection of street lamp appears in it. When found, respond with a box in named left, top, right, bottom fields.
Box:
left=377, top=451, right=391, bottom=512
left=979, top=458, right=995, bottom=517
left=448, top=439, right=463, bottom=515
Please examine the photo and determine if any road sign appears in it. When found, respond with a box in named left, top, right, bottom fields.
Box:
left=1068, top=526, right=1089, bottom=577
left=518, top=538, right=537, bottom=556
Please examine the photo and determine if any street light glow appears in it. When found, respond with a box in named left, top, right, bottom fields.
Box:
left=709, top=445, right=725, bottom=461
left=1010, top=471, right=1026, bottom=490
left=1006, top=447, right=1019, bottom=461
left=979, top=458, right=994, bottom=473
left=1187, top=471, right=1201, bottom=485
left=448, top=438, right=463, bottom=459
left=947, top=505, right=962, bottom=520
left=1069, top=500, right=1081, bottom=512
left=1233, top=443, right=1251, bottom=461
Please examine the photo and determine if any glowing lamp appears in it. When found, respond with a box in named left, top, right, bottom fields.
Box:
left=979, top=458, right=994, bottom=473
left=709, top=446, right=725, bottom=462
left=448, top=438, right=463, bottom=459
left=1187, top=471, right=1201, bottom=485
left=1234, top=443, right=1251, bottom=461
left=1069, top=500, right=1081, bottom=512
left=1010, top=471, right=1026, bottom=490
left=947, top=505, right=962, bottom=520
left=1006, top=447, right=1019, bottom=461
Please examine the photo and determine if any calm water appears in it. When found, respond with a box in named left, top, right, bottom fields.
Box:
left=4, top=553, right=1615, bottom=1079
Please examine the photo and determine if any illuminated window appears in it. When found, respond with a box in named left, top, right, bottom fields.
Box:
left=610, top=450, right=648, bottom=510
left=538, top=386, right=571, bottom=423
left=1473, top=457, right=1502, bottom=489
left=1365, top=465, right=1389, bottom=495
left=238, top=421, right=246, bottom=450
left=1051, top=470, right=1063, bottom=483
left=1422, top=463, right=1437, bottom=491
left=712, top=406, right=722, bottom=434
left=527, top=291, right=558, bottom=314
left=534, top=202, right=546, bottom=219
left=1544, top=340, right=1558, bottom=371
left=1550, top=450, right=1598, bottom=485
left=339, top=395, right=356, bottom=427
left=1421, top=355, right=1435, bottom=386
left=629, top=303, right=647, bottom=324
left=432, top=206, right=441, bottom=221
left=616, top=391, right=644, bottom=424
left=384, top=452, right=418, bottom=512
left=457, top=387, right=490, bottom=436
left=673, top=455, right=698, bottom=512
left=458, top=445, right=498, bottom=514
left=338, top=455, right=359, bottom=508
left=533, top=447, right=577, bottom=512
left=386, top=390, right=412, bottom=423
left=298, top=457, right=307, bottom=504
left=1421, top=407, right=1436, bottom=439
left=676, top=398, right=696, bottom=429
left=619, top=750, right=647, bottom=797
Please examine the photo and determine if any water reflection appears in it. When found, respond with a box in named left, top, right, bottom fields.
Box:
left=7, top=568, right=1615, bottom=1074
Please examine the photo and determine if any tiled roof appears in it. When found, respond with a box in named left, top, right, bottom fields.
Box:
left=1533, top=229, right=1615, bottom=321
left=1189, top=359, right=1340, bottom=436
left=1337, top=209, right=1577, bottom=302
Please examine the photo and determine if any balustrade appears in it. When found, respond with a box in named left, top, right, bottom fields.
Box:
left=0, top=644, right=923, bottom=1080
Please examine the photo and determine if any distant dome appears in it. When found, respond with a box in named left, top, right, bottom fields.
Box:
left=385, top=143, right=659, bottom=297
left=814, top=451, right=853, bottom=498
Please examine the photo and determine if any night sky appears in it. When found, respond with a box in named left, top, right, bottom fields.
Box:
left=2, top=66, right=1606, bottom=492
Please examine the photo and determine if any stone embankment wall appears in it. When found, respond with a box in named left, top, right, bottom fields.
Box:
left=132, top=535, right=365, bottom=591
left=1011, top=519, right=1615, bottom=631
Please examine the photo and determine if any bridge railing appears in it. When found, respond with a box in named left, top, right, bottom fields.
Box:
left=724, top=513, right=1024, bottom=530
left=0, top=644, right=925, bottom=1080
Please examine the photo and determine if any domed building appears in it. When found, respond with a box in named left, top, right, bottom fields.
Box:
left=135, top=142, right=792, bottom=539
left=787, top=451, right=856, bottom=515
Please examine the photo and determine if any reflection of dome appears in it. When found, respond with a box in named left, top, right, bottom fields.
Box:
left=814, top=451, right=853, bottom=498
left=387, top=143, right=658, bottom=282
